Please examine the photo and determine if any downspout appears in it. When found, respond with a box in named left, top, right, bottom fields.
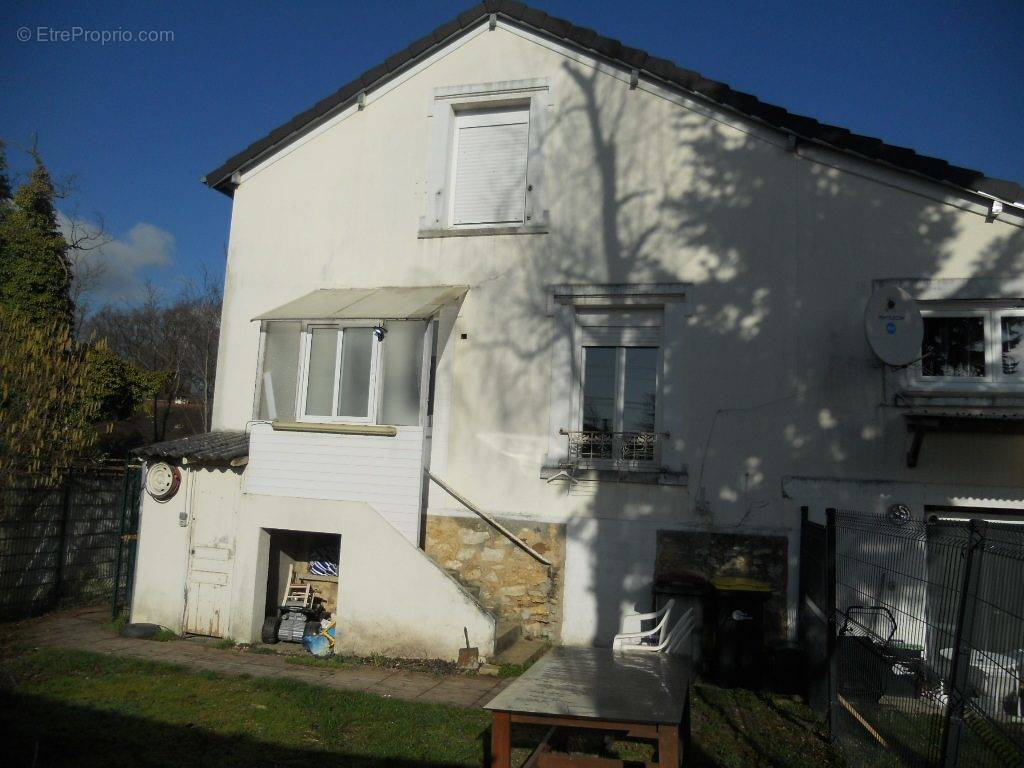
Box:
left=425, top=470, right=552, bottom=568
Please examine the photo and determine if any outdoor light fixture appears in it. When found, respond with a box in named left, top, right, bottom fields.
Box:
left=373, top=324, right=387, bottom=341
left=887, top=503, right=912, bottom=525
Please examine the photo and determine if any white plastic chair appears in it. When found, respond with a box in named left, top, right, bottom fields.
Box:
left=615, top=606, right=695, bottom=657
left=612, top=599, right=675, bottom=650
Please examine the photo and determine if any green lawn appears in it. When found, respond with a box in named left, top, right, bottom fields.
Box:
left=1, top=647, right=839, bottom=767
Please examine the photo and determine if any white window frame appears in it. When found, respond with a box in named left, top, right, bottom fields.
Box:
left=296, top=321, right=381, bottom=424
left=572, top=323, right=663, bottom=470
left=909, top=304, right=1024, bottom=393
left=419, top=78, right=552, bottom=237
left=447, top=105, right=531, bottom=228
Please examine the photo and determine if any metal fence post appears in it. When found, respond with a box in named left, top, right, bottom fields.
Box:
left=940, top=519, right=986, bottom=768
left=826, top=507, right=838, bottom=741
left=53, top=477, right=72, bottom=607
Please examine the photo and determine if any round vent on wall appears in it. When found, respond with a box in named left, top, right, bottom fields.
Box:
left=864, top=285, right=923, bottom=366
left=146, top=461, right=181, bottom=501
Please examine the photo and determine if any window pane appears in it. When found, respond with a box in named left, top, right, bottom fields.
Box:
left=583, top=347, right=616, bottom=433
left=623, top=347, right=658, bottom=432
left=304, top=328, right=338, bottom=417
left=338, top=328, right=373, bottom=417
left=921, top=316, right=985, bottom=378
left=381, top=321, right=425, bottom=426
left=258, top=322, right=300, bottom=421
left=1002, top=316, right=1024, bottom=376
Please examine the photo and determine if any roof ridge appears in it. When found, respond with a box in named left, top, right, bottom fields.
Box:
left=202, top=0, right=1021, bottom=204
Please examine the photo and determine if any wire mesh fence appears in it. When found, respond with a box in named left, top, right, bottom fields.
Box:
left=802, top=508, right=1024, bottom=768
left=0, top=466, right=141, bottom=621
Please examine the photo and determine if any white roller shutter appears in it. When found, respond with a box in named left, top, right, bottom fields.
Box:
left=451, top=107, right=529, bottom=225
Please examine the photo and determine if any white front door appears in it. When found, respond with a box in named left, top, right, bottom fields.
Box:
left=183, top=475, right=236, bottom=637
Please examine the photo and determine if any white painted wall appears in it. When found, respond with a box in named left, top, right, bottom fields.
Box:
left=132, top=466, right=243, bottom=632
left=132, top=464, right=495, bottom=658
left=246, top=424, right=424, bottom=544
left=201, top=19, right=1024, bottom=645
left=231, top=492, right=494, bottom=659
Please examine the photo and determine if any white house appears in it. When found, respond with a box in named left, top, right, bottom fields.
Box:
left=130, top=1, right=1024, bottom=661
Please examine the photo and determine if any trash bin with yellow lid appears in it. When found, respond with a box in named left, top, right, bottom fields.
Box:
left=708, top=576, right=772, bottom=688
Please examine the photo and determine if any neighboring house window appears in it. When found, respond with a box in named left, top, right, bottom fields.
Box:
left=570, top=310, right=663, bottom=468
left=255, top=320, right=431, bottom=426
left=420, top=79, right=551, bottom=236
left=913, top=305, right=1024, bottom=388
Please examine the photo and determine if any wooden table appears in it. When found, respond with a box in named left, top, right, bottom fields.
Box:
left=484, top=646, right=692, bottom=768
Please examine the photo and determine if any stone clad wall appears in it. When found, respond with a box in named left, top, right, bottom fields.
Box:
left=424, top=514, right=565, bottom=641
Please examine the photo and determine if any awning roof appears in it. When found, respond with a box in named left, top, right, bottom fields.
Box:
left=253, top=286, right=468, bottom=321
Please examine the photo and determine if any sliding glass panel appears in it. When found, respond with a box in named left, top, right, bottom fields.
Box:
left=381, top=321, right=425, bottom=426
left=1002, top=316, right=1024, bottom=376
left=338, top=327, right=373, bottom=417
left=921, top=316, right=985, bottom=378
left=257, top=322, right=300, bottom=421
left=304, top=327, right=338, bottom=417
left=622, top=347, right=658, bottom=432
left=582, top=347, right=616, bottom=433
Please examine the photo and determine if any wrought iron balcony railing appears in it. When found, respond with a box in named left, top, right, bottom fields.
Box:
left=560, top=429, right=664, bottom=467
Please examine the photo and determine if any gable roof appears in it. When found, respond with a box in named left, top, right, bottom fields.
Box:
left=203, top=0, right=1021, bottom=205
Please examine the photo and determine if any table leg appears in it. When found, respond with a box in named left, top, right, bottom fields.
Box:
left=491, top=711, right=511, bottom=768
left=657, top=723, right=680, bottom=768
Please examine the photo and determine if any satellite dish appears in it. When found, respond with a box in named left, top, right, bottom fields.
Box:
left=864, top=285, right=923, bottom=366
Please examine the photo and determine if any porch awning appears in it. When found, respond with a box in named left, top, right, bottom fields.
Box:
left=253, top=285, right=468, bottom=322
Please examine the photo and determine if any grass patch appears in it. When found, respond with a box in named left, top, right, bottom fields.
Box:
left=150, top=629, right=178, bottom=642
left=284, top=651, right=456, bottom=676
left=105, top=614, right=127, bottom=635
left=2, top=647, right=490, bottom=767
left=496, top=663, right=530, bottom=678
left=0, top=646, right=842, bottom=767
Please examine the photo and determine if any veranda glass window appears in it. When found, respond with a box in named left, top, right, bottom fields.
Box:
left=301, top=325, right=377, bottom=422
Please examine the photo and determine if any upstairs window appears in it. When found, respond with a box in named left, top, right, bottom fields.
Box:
left=450, top=106, right=530, bottom=227
left=913, top=305, right=1024, bottom=389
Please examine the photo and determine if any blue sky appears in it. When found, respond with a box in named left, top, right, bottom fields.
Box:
left=2, top=0, right=1022, bottom=306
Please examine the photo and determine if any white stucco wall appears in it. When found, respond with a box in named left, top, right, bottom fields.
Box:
left=232, top=492, right=495, bottom=659
left=197, top=19, right=1023, bottom=645
left=132, top=465, right=495, bottom=658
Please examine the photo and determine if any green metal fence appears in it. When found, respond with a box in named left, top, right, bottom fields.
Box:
left=0, top=464, right=141, bottom=621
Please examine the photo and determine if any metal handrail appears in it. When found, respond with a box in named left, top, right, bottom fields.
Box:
left=424, top=470, right=552, bottom=567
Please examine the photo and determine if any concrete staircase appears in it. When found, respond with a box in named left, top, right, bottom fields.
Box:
left=492, top=620, right=547, bottom=666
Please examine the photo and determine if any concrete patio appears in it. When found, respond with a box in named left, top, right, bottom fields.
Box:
left=10, top=606, right=515, bottom=709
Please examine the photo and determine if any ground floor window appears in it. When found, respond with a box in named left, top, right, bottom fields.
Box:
left=571, top=310, right=662, bottom=468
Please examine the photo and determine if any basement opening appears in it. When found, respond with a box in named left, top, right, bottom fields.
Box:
left=262, top=529, right=340, bottom=645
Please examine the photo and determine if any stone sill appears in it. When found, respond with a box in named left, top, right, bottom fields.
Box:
left=271, top=421, right=398, bottom=437
left=417, top=223, right=548, bottom=239
left=539, top=464, right=688, bottom=486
